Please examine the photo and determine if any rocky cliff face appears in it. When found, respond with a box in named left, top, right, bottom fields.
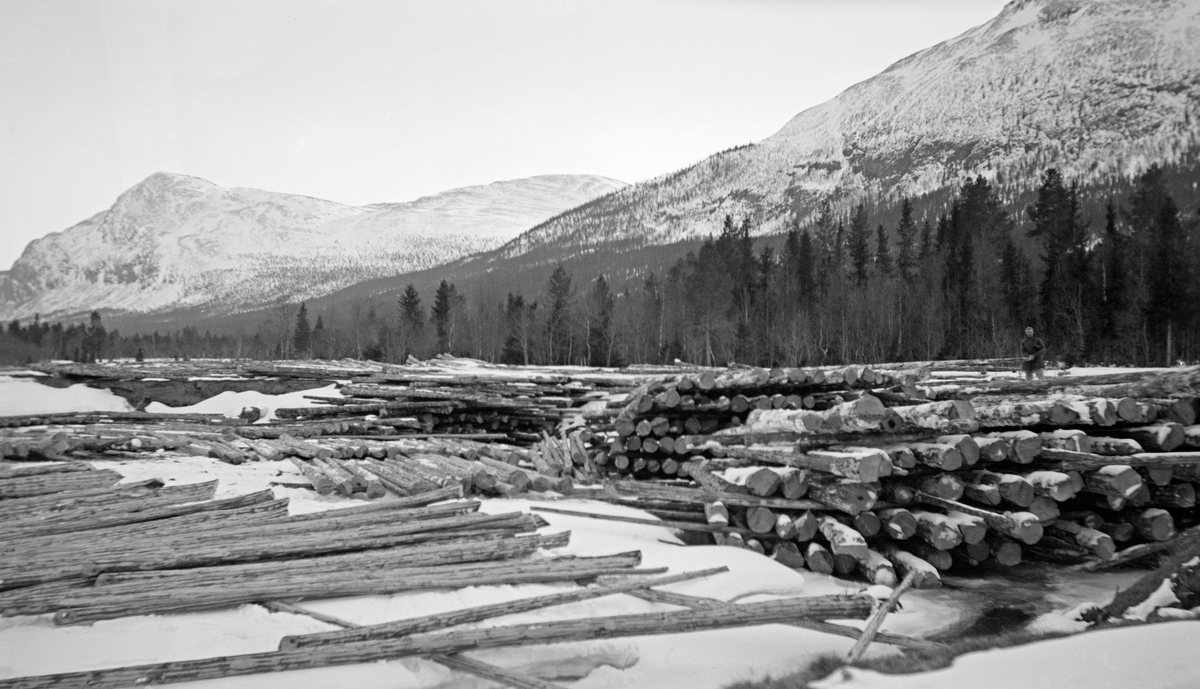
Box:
left=497, top=0, right=1200, bottom=261
left=0, top=172, right=625, bottom=320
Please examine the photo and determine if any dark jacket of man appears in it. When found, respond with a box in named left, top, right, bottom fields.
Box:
left=1021, top=335, right=1046, bottom=369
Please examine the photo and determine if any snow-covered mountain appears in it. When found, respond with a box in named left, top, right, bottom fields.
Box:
left=497, top=0, right=1200, bottom=260
left=0, top=173, right=625, bottom=320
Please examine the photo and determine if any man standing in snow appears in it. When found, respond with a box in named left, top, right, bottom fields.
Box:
left=1021, top=326, right=1046, bottom=380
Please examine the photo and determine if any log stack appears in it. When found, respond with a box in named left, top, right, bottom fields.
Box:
left=567, top=364, right=1200, bottom=587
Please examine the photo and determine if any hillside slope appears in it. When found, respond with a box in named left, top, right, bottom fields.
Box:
left=0, top=172, right=625, bottom=321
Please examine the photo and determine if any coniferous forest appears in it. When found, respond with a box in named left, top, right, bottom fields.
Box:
left=2, top=165, right=1197, bottom=368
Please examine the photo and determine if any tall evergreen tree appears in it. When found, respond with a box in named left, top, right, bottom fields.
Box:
left=544, top=265, right=574, bottom=364
left=848, top=204, right=871, bottom=285
left=896, top=198, right=918, bottom=282
left=431, top=279, right=460, bottom=353
left=292, top=303, right=311, bottom=358
left=586, top=275, right=615, bottom=366
left=397, top=284, right=425, bottom=360
left=1027, top=169, right=1091, bottom=362
left=874, top=223, right=893, bottom=277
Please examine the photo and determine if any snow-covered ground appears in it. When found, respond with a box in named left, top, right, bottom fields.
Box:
left=2, top=374, right=1199, bottom=689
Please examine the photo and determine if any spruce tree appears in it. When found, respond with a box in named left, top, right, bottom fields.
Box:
left=874, top=223, right=893, bottom=277
left=431, top=280, right=459, bottom=353
left=397, top=284, right=425, bottom=361
left=587, top=275, right=615, bottom=366
left=896, top=198, right=917, bottom=282
left=848, top=204, right=871, bottom=285
left=544, top=265, right=574, bottom=364
left=293, top=303, right=311, bottom=359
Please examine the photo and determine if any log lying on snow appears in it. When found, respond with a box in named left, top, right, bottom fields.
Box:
left=281, top=566, right=728, bottom=649
left=52, top=553, right=650, bottom=625
left=0, top=593, right=877, bottom=689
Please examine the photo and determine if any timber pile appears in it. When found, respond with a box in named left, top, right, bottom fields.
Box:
left=0, top=459, right=891, bottom=689
left=0, top=462, right=672, bottom=626
left=558, top=364, right=1200, bottom=588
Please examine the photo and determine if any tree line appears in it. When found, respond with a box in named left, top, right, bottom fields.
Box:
left=2, top=165, right=1196, bottom=368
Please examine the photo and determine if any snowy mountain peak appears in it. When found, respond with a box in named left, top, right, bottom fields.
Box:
left=0, top=173, right=626, bottom=321
left=497, top=0, right=1200, bottom=258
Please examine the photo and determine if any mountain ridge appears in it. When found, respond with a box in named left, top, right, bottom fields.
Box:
left=0, top=172, right=626, bottom=321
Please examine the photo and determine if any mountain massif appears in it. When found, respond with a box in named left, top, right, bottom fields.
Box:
left=0, top=173, right=625, bottom=321
left=492, top=0, right=1199, bottom=262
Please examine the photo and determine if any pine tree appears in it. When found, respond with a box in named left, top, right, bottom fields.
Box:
left=1027, top=169, right=1091, bottom=362
left=874, top=223, right=893, bottom=277
left=397, top=284, right=424, bottom=360
left=431, top=280, right=459, bottom=353
left=797, top=229, right=815, bottom=308
left=896, top=198, right=917, bottom=282
left=848, top=204, right=871, bottom=285
left=586, top=274, right=615, bottom=366
left=293, top=303, right=311, bottom=359
left=919, top=219, right=934, bottom=259
left=312, top=315, right=328, bottom=359
left=544, top=265, right=574, bottom=364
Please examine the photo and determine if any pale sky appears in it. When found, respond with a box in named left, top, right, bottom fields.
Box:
left=0, top=0, right=1010, bottom=268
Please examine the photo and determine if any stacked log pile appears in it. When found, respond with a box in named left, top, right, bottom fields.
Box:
left=563, top=364, right=1200, bottom=587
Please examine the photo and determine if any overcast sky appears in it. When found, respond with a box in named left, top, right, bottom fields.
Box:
left=0, top=0, right=1010, bottom=268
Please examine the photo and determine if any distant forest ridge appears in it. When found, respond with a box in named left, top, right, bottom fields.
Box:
left=2, top=163, right=1197, bottom=369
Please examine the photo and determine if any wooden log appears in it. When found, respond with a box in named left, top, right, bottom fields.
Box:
left=1122, top=424, right=1186, bottom=452
left=688, top=465, right=748, bottom=495
left=1183, top=424, right=1200, bottom=449
left=739, top=395, right=888, bottom=435
left=986, top=535, right=1023, bottom=566
left=876, top=543, right=941, bottom=588
left=961, top=470, right=1035, bottom=507
left=1145, top=481, right=1195, bottom=509
left=911, top=511, right=963, bottom=551
left=1040, top=429, right=1093, bottom=453
left=984, top=430, right=1041, bottom=463
left=609, top=480, right=829, bottom=512
left=1090, top=437, right=1143, bottom=456
left=1022, top=470, right=1079, bottom=502
left=973, top=436, right=1009, bottom=463
left=818, top=517, right=869, bottom=561
left=1082, top=465, right=1143, bottom=499
left=915, top=494, right=1043, bottom=545
left=772, top=467, right=809, bottom=500
left=704, top=501, right=729, bottom=526
left=804, top=542, right=835, bottom=573
left=792, top=511, right=820, bottom=542
left=3, top=592, right=875, bottom=689
left=1050, top=521, right=1115, bottom=560
left=745, top=506, right=777, bottom=534
left=845, top=571, right=918, bottom=663
left=853, top=512, right=882, bottom=539
left=906, top=443, right=963, bottom=471
left=770, top=541, right=807, bottom=569
left=0, top=470, right=123, bottom=499
left=1123, top=508, right=1180, bottom=544
left=1138, top=466, right=1175, bottom=487
left=789, top=448, right=886, bottom=483
left=805, top=478, right=879, bottom=515
left=52, top=554, right=647, bottom=625
left=857, top=549, right=897, bottom=586
left=904, top=541, right=953, bottom=570
left=936, top=434, right=979, bottom=466
left=877, top=508, right=917, bottom=540
left=626, top=586, right=942, bottom=652
left=281, top=566, right=727, bottom=649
